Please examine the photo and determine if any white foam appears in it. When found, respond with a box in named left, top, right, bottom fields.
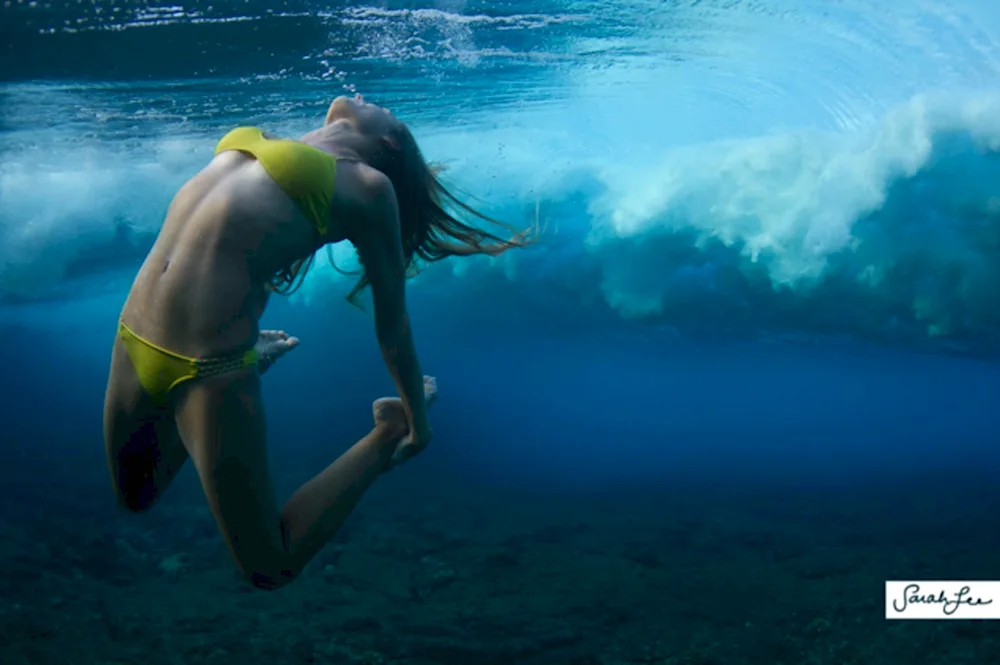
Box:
left=6, top=0, right=1000, bottom=346
left=292, top=92, right=1000, bottom=342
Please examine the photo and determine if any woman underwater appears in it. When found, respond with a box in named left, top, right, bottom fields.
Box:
left=103, top=94, right=531, bottom=590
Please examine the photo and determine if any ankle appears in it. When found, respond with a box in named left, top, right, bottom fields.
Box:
left=373, top=421, right=407, bottom=441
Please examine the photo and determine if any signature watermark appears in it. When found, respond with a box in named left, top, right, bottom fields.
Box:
left=886, top=581, right=998, bottom=619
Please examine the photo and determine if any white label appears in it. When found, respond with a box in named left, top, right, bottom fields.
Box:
left=886, top=581, right=1000, bottom=619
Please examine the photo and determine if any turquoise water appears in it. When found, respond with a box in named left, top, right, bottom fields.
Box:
left=2, top=2, right=1000, bottom=664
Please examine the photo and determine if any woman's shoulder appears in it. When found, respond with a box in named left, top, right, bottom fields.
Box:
left=336, top=159, right=396, bottom=209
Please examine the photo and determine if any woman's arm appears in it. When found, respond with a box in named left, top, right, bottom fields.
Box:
left=351, top=170, right=431, bottom=444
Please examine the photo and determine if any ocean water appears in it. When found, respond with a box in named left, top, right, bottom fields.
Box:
left=2, top=1, right=1000, bottom=663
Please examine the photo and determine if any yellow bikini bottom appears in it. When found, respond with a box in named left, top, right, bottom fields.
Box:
left=118, top=319, right=258, bottom=404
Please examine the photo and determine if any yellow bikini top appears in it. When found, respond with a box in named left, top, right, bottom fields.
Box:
left=215, top=126, right=336, bottom=236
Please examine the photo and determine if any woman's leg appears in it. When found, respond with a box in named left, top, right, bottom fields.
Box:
left=173, top=365, right=423, bottom=590
left=103, top=329, right=296, bottom=512
left=103, top=336, right=189, bottom=512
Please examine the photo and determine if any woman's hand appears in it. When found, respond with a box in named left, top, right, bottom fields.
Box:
left=372, top=375, right=437, bottom=470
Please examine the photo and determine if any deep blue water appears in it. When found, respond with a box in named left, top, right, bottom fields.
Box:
left=2, top=2, right=1000, bottom=664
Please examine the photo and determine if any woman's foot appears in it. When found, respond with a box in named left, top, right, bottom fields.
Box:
left=372, top=398, right=409, bottom=439
left=373, top=376, right=438, bottom=466
left=373, top=376, right=438, bottom=432
left=256, top=330, right=299, bottom=374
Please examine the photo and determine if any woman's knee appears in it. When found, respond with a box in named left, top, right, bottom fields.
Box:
left=115, top=477, right=157, bottom=513
left=243, top=565, right=300, bottom=591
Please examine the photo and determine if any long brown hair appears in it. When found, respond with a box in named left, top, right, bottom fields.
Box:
left=341, top=122, right=534, bottom=304
left=267, top=122, right=535, bottom=300
left=268, top=254, right=317, bottom=296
